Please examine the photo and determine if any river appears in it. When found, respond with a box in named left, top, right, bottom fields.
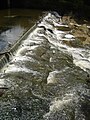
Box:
left=0, top=9, right=42, bottom=53
left=0, top=10, right=90, bottom=120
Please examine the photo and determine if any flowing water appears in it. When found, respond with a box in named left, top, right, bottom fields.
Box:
left=0, top=9, right=42, bottom=53
left=0, top=11, right=90, bottom=120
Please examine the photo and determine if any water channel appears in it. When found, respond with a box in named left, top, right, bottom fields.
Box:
left=0, top=9, right=90, bottom=120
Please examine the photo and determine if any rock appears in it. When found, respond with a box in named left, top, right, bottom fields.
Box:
left=0, top=87, right=8, bottom=97
left=78, top=24, right=89, bottom=34
left=86, top=74, right=90, bottom=83
left=83, top=37, right=90, bottom=45
left=62, top=16, right=70, bottom=24
left=56, top=26, right=71, bottom=31
left=0, top=89, right=4, bottom=97
left=72, top=29, right=87, bottom=38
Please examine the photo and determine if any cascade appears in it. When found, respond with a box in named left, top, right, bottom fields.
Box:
left=0, top=11, right=90, bottom=120
left=0, top=51, right=13, bottom=69
left=0, top=55, right=8, bottom=69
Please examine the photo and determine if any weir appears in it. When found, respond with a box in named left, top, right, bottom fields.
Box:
left=0, top=11, right=90, bottom=120
left=0, top=9, right=42, bottom=70
left=0, top=25, right=37, bottom=69
left=0, top=55, right=8, bottom=69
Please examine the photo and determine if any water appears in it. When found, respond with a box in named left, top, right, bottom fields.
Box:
left=7, top=0, right=10, bottom=16
left=0, top=9, right=42, bottom=53
left=0, top=11, right=90, bottom=120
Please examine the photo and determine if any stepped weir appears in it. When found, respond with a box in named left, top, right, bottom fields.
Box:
left=0, top=10, right=90, bottom=120
left=0, top=25, right=36, bottom=69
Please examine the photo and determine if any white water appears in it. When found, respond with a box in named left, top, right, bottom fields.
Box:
left=0, top=12, right=89, bottom=119
left=36, top=13, right=90, bottom=119
left=43, top=93, right=74, bottom=117
left=38, top=13, right=90, bottom=73
left=1, top=11, right=90, bottom=96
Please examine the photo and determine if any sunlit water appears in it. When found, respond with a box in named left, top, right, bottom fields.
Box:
left=0, top=11, right=90, bottom=120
